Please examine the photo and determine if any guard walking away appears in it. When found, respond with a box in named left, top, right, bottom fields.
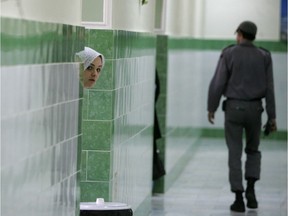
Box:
left=207, top=21, right=277, bottom=213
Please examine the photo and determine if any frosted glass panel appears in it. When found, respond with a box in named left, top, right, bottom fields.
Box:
left=155, top=0, right=164, bottom=29
left=82, top=0, right=104, bottom=22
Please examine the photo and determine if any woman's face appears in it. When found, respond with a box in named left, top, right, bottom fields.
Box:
left=82, top=56, right=103, bottom=88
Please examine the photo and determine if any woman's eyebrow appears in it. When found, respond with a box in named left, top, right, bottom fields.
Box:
left=90, top=63, right=102, bottom=67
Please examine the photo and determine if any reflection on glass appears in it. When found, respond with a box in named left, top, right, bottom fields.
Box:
left=75, top=47, right=105, bottom=88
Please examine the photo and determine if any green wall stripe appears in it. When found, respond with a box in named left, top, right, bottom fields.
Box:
left=1, top=17, right=85, bottom=65
left=201, top=128, right=287, bottom=141
left=168, top=38, right=287, bottom=52
left=86, top=29, right=156, bottom=60
left=254, top=41, right=287, bottom=52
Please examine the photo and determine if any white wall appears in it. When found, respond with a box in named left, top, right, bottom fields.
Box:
left=203, top=0, right=281, bottom=40
left=164, top=0, right=281, bottom=40
left=167, top=49, right=287, bottom=131
left=165, top=0, right=196, bottom=36
left=1, top=0, right=82, bottom=25
left=82, top=0, right=156, bottom=32
left=1, top=0, right=281, bottom=40
left=200, top=52, right=287, bottom=130
left=111, top=0, right=156, bottom=32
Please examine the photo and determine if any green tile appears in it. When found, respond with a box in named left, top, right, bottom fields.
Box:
left=201, top=128, right=287, bottom=140
left=78, top=99, right=83, bottom=133
left=80, top=181, right=109, bottom=202
left=91, top=60, right=114, bottom=90
left=82, top=121, right=112, bottom=150
left=153, top=177, right=165, bottom=193
left=114, top=30, right=156, bottom=59
left=114, top=30, right=123, bottom=59
left=80, top=29, right=157, bottom=206
left=75, top=171, right=81, bottom=214
left=87, top=91, right=113, bottom=120
left=158, top=116, right=166, bottom=135
left=167, top=37, right=287, bottom=52
left=157, top=35, right=168, bottom=54
left=1, top=17, right=85, bottom=66
left=156, top=61, right=167, bottom=77
left=81, top=151, right=87, bottom=181
left=82, top=89, right=89, bottom=120
left=77, top=135, right=83, bottom=171
left=156, top=96, right=166, bottom=114
left=86, top=29, right=114, bottom=59
left=1, top=17, right=85, bottom=215
left=78, top=81, right=84, bottom=98
left=87, top=151, right=110, bottom=181
left=201, top=128, right=225, bottom=138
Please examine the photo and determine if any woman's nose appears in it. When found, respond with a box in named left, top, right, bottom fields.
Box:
left=91, top=70, right=97, bottom=76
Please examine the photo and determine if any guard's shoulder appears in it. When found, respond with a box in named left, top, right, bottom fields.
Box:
left=221, top=44, right=236, bottom=53
left=258, top=46, right=271, bottom=55
left=219, top=44, right=236, bottom=58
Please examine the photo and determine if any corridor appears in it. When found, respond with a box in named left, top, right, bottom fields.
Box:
left=150, top=138, right=287, bottom=216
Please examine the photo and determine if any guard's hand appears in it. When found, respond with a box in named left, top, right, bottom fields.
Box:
left=269, top=119, right=277, bottom=132
left=208, top=112, right=215, bottom=124
left=263, top=118, right=277, bottom=135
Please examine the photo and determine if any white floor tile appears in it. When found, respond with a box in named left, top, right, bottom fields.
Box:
left=150, top=138, right=287, bottom=216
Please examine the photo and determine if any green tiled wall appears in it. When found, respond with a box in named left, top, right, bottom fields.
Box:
left=167, top=38, right=287, bottom=52
left=153, top=35, right=204, bottom=194
left=80, top=29, right=156, bottom=216
left=153, top=35, right=168, bottom=193
left=1, top=17, right=85, bottom=216
left=2, top=16, right=284, bottom=216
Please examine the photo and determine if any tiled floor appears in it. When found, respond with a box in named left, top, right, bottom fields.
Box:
left=150, top=138, right=287, bottom=216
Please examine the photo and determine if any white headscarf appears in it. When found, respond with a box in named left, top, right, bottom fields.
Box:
left=75, top=47, right=105, bottom=70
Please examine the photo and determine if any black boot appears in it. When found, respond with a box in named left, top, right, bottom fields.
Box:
left=230, top=191, right=245, bottom=212
left=245, top=178, right=258, bottom=209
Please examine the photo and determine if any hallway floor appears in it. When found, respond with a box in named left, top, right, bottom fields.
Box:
left=150, top=138, right=287, bottom=216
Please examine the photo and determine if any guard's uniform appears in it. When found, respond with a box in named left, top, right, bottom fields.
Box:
left=207, top=40, right=276, bottom=192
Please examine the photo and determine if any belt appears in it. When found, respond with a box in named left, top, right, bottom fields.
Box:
left=227, top=97, right=262, bottom=102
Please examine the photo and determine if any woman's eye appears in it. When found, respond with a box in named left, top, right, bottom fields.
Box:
left=96, top=68, right=101, bottom=72
left=87, top=66, right=93, bottom=70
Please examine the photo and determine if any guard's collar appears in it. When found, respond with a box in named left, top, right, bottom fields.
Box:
left=239, top=39, right=254, bottom=47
